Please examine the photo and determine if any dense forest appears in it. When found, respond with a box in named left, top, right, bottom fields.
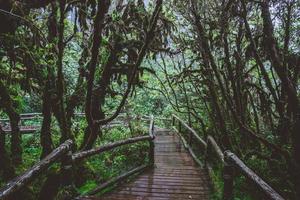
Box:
left=0, top=0, right=299, bottom=199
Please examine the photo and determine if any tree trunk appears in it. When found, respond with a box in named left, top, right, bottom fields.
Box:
left=40, top=80, right=53, bottom=158
left=56, top=0, right=72, bottom=142
left=83, top=0, right=111, bottom=150
left=0, top=81, right=22, bottom=165
left=9, top=111, right=22, bottom=165
left=0, top=125, right=15, bottom=180
left=261, top=2, right=300, bottom=196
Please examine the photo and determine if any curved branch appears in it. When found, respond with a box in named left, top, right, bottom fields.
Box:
left=94, top=0, right=163, bottom=125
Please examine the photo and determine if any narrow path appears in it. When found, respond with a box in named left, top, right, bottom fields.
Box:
left=82, top=128, right=210, bottom=200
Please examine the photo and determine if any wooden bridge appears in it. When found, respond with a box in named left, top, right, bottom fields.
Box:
left=0, top=115, right=285, bottom=200
left=80, top=128, right=210, bottom=200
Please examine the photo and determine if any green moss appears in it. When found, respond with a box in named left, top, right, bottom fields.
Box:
left=77, top=180, right=98, bottom=194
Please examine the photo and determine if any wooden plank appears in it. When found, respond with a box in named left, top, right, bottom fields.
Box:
left=126, top=182, right=209, bottom=190
left=84, top=165, right=149, bottom=196
left=119, top=187, right=210, bottom=195
left=115, top=190, right=207, bottom=198
left=82, top=193, right=206, bottom=200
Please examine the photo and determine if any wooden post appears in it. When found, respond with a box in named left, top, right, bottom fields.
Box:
left=149, top=139, right=155, bottom=167
left=188, top=131, right=192, bottom=146
left=172, top=116, right=175, bottom=127
left=152, top=120, right=155, bottom=134
left=149, top=119, right=155, bottom=167
left=223, top=153, right=234, bottom=200
left=178, top=121, right=182, bottom=133
left=204, top=138, right=211, bottom=167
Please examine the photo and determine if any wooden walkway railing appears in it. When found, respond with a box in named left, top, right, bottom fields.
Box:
left=0, top=116, right=155, bottom=200
left=0, top=114, right=285, bottom=200
left=0, top=140, right=73, bottom=199
left=0, top=113, right=153, bottom=135
left=73, top=116, right=155, bottom=197
left=0, top=113, right=148, bottom=134
left=171, top=114, right=285, bottom=200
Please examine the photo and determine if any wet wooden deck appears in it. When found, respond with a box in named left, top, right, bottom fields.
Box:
left=81, top=129, right=210, bottom=200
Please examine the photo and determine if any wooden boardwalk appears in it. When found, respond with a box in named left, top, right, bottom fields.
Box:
left=81, top=128, right=210, bottom=200
left=2, top=125, right=40, bottom=133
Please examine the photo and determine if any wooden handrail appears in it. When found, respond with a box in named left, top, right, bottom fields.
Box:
left=0, top=140, right=73, bottom=199
left=172, top=114, right=204, bottom=167
left=176, top=130, right=204, bottom=167
left=72, top=135, right=152, bottom=161
left=0, top=114, right=150, bottom=125
left=20, top=113, right=43, bottom=117
left=143, top=115, right=171, bottom=121
left=0, top=116, right=42, bottom=122
left=0, top=113, right=86, bottom=121
left=171, top=113, right=285, bottom=200
left=225, top=151, right=284, bottom=200
left=172, top=114, right=207, bottom=149
left=207, top=135, right=224, bottom=163
left=0, top=115, right=146, bottom=134
left=74, top=115, right=156, bottom=196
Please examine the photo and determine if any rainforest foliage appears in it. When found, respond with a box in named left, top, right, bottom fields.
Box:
left=0, top=0, right=300, bottom=199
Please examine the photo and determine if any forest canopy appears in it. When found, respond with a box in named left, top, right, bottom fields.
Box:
left=0, top=0, right=300, bottom=199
